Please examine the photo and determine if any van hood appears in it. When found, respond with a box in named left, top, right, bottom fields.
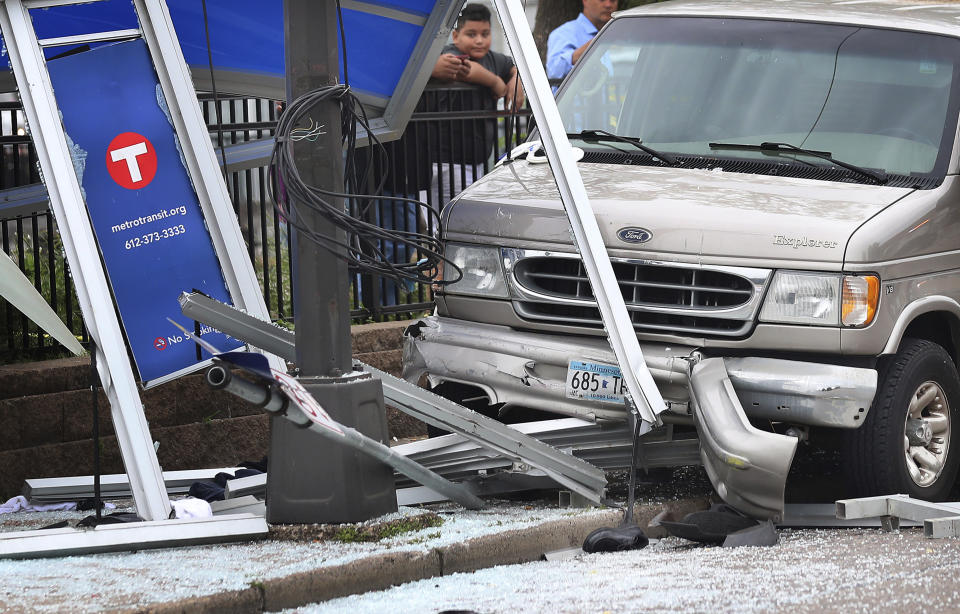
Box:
left=444, top=161, right=914, bottom=265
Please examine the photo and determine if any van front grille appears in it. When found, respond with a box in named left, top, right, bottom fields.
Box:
left=511, top=256, right=764, bottom=337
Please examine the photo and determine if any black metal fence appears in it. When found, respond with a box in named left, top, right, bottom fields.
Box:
left=0, top=86, right=531, bottom=361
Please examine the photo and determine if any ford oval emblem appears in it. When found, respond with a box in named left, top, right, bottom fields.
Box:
left=617, top=227, right=653, bottom=244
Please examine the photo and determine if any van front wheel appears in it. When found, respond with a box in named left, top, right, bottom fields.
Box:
left=843, top=339, right=960, bottom=500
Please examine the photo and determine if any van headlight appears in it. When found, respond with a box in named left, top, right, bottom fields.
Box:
left=441, top=243, right=509, bottom=298
left=759, top=271, right=879, bottom=327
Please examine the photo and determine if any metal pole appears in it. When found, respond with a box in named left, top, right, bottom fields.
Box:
left=90, top=337, right=102, bottom=521
left=268, top=0, right=397, bottom=523
left=492, top=0, right=666, bottom=431
left=206, top=365, right=486, bottom=510
left=285, top=1, right=352, bottom=376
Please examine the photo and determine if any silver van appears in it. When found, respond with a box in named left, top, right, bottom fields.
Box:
left=403, top=0, right=960, bottom=519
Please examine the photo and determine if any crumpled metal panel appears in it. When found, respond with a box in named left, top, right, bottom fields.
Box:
left=403, top=315, right=694, bottom=422
left=404, top=315, right=877, bottom=429
left=725, top=357, right=877, bottom=428
left=689, top=357, right=798, bottom=520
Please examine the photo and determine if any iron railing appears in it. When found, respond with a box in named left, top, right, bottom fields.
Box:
left=0, top=86, right=531, bottom=361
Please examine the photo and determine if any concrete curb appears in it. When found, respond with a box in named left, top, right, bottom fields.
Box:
left=131, top=587, right=262, bottom=614
left=262, top=549, right=443, bottom=612
left=137, top=508, right=628, bottom=614
left=438, top=509, right=620, bottom=575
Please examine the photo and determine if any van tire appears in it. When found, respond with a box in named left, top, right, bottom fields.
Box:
left=843, top=338, right=960, bottom=500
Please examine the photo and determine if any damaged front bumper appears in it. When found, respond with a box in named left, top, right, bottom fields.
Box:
left=403, top=315, right=878, bottom=518
left=403, top=316, right=694, bottom=422
left=404, top=316, right=876, bottom=427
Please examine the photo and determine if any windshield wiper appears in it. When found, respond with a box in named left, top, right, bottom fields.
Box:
left=570, top=129, right=679, bottom=166
left=709, top=141, right=887, bottom=185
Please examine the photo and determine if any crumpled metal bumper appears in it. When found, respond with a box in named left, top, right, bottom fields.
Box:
left=402, top=316, right=694, bottom=422
left=688, top=357, right=798, bottom=520
left=403, top=315, right=879, bottom=520
left=403, top=315, right=876, bottom=427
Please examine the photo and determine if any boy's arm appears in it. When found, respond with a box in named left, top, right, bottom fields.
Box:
left=458, top=60, right=507, bottom=99
left=504, top=67, right=525, bottom=111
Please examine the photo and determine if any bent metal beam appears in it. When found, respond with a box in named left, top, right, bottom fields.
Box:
left=491, top=0, right=666, bottom=433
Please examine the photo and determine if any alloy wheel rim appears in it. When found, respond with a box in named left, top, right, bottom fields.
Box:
left=903, top=380, right=951, bottom=488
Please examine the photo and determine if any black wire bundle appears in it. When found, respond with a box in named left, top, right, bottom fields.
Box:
left=268, top=85, right=461, bottom=286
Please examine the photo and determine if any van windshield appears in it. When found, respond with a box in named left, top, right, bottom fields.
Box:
left=557, top=17, right=960, bottom=183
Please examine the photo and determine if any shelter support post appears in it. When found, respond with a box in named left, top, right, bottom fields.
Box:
left=0, top=0, right=170, bottom=521
left=491, top=0, right=666, bottom=431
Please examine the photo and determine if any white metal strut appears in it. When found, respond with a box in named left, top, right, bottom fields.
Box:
left=0, top=0, right=281, bottom=554
left=492, top=0, right=666, bottom=431
left=0, top=0, right=171, bottom=522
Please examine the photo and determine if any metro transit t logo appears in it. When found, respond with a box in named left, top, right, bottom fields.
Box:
left=106, top=132, right=158, bottom=189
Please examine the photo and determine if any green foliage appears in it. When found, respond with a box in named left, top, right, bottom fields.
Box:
left=333, top=513, right=445, bottom=543
left=274, top=319, right=295, bottom=331
left=405, top=530, right=443, bottom=545
left=0, top=221, right=85, bottom=362
left=249, top=220, right=293, bottom=321
left=202, top=409, right=223, bottom=424
left=334, top=525, right=363, bottom=543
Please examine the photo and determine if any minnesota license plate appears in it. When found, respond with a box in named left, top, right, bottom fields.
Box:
left=565, top=360, right=627, bottom=404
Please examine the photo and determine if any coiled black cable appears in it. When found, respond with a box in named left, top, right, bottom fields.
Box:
left=268, top=85, right=462, bottom=286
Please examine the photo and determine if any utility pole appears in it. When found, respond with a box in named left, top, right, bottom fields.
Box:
left=267, top=1, right=397, bottom=523
left=286, top=3, right=351, bottom=377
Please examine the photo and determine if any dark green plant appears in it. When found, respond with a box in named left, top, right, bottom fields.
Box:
left=334, top=514, right=444, bottom=543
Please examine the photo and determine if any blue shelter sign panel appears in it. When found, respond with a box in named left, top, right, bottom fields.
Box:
left=23, top=0, right=440, bottom=100
left=47, top=39, right=243, bottom=385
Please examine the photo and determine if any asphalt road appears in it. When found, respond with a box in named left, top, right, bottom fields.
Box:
left=301, top=527, right=960, bottom=614
left=284, top=458, right=960, bottom=614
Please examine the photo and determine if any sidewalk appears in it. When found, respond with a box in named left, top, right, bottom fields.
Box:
left=0, top=495, right=710, bottom=613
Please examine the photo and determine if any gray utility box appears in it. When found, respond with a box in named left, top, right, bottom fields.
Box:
left=266, top=372, right=397, bottom=524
